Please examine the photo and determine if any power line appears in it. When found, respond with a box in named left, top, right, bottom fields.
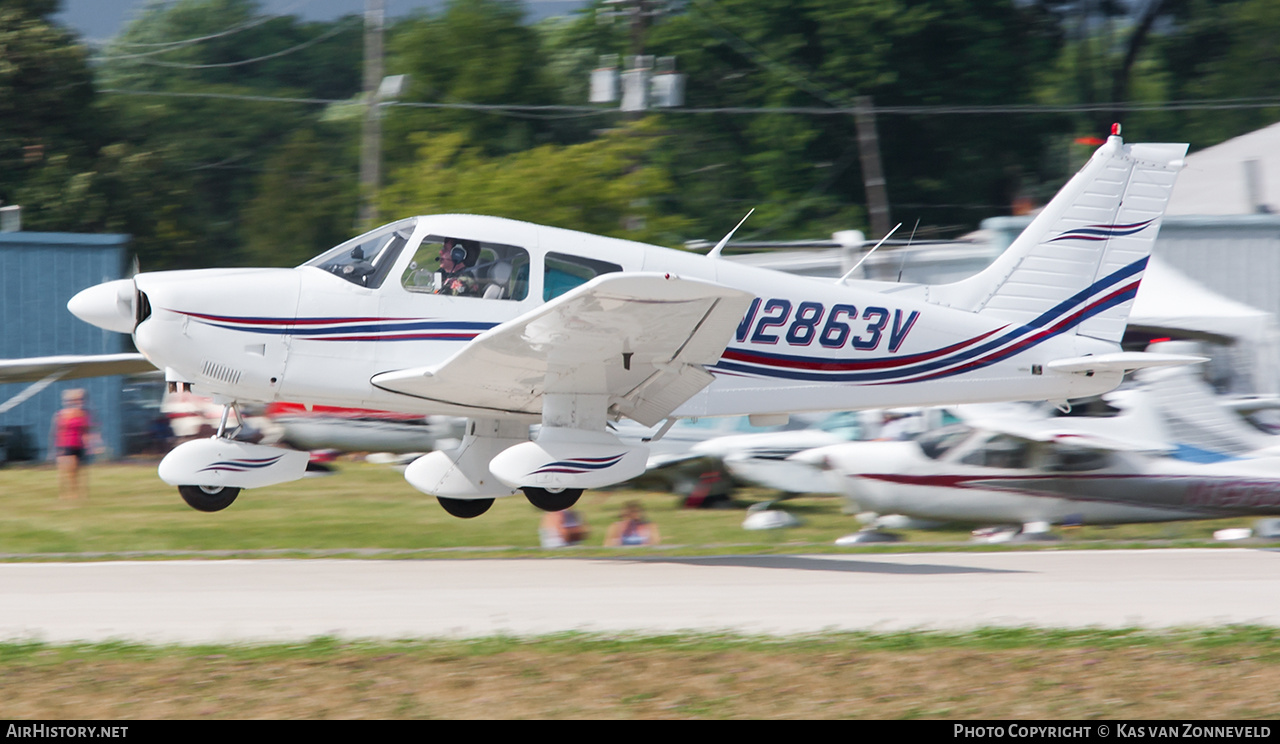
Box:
left=99, top=88, right=1280, bottom=116
left=94, top=0, right=324, bottom=61
left=126, top=17, right=359, bottom=69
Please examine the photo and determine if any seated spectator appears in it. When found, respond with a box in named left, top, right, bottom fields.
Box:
left=540, top=508, right=589, bottom=548
left=605, top=501, right=660, bottom=546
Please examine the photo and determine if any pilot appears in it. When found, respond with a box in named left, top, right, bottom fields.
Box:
left=435, top=238, right=481, bottom=296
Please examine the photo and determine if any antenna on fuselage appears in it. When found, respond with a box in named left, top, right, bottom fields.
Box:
left=836, top=222, right=901, bottom=284
left=896, top=219, right=920, bottom=282
left=706, top=209, right=755, bottom=259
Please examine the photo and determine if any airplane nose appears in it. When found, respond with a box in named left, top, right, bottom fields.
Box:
left=68, top=279, right=136, bottom=334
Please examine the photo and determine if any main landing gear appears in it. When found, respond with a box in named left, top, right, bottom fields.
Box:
left=436, top=496, right=495, bottom=519
left=436, top=488, right=584, bottom=518
left=523, top=487, right=583, bottom=512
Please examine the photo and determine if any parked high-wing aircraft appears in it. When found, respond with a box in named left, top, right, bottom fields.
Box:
left=793, top=407, right=1280, bottom=536
left=67, top=130, right=1194, bottom=516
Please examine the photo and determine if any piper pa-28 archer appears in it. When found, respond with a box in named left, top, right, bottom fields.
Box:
left=67, top=129, right=1195, bottom=517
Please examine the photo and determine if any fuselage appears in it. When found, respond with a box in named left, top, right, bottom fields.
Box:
left=120, top=214, right=1121, bottom=420
left=805, top=435, right=1280, bottom=525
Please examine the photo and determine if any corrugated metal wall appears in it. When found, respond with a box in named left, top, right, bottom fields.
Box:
left=983, top=215, right=1280, bottom=394
left=1152, top=217, right=1280, bottom=321
left=985, top=215, right=1280, bottom=320
left=0, top=233, right=131, bottom=460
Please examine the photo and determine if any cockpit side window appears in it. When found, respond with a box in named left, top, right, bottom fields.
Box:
left=305, top=223, right=411, bottom=289
left=1043, top=444, right=1112, bottom=472
left=544, top=252, right=622, bottom=301
left=916, top=425, right=973, bottom=460
left=959, top=433, right=1031, bottom=469
left=401, top=236, right=529, bottom=300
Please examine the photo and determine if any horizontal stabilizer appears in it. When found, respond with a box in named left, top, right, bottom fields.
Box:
left=1047, top=351, right=1206, bottom=375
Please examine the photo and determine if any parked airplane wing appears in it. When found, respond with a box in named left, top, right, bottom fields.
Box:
left=371, top=273, right=757, bottom=426
left=0, top=353, right=156, bottom=384
left=976, top=418, right=1173, bottom=453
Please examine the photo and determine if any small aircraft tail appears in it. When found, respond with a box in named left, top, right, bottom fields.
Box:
left=929, top=129, right=1188, bottom=345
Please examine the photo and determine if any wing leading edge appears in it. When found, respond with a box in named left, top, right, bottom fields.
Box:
left=371, top=273, right=756, bottom=426
left=0, top=353, right=156, bottom=385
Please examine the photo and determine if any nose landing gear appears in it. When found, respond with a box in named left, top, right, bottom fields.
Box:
left=178, top=484, right=242, bottom=512
left=160, top=400, right=310, bottom=513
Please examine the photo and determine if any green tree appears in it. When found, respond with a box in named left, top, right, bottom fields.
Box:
left=0, top=1, right=97, bottom=207
left=1156, top=0, right=1280, bottom=148
left=98, top=0, right=361, bottom=99
left=580, top=0, right=1065, bottom=239
left=90, top=0, right=364, bottom=268
left=242, top=128, right=360, bottom=267
left=382, top=0, right=564, bottom=164
left=381, top=118, right=691, bottom=245
left=18, top=144, right=208, bottom=268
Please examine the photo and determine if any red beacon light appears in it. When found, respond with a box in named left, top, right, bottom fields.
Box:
left=1111, top=122, right=1122, bottom=136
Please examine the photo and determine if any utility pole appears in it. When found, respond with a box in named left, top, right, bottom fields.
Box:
left=359, top=0, right=385, bottom=228
left=854, top=96, right=891, bottom=239
left=594, top=0, right=683, bottom=112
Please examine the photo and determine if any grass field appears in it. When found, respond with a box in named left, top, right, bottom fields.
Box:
left=3, top=460, right=1277, bottom=719
left=2, top=629, right=1279, bottom=719
left=0, top=460, right=1265, bottom=556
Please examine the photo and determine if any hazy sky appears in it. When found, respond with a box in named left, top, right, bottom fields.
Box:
left=56, top=0, right=589, bottom=44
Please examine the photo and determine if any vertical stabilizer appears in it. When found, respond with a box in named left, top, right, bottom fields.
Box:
left=929, top=132, right=1187, bottom=344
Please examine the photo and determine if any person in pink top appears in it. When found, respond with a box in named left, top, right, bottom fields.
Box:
left=50, top=388, right=100, bottom=500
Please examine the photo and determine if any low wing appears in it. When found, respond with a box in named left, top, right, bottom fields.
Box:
left=0, top=353, right=156, bottom=384
left=372, top=273, right=756, bottom=426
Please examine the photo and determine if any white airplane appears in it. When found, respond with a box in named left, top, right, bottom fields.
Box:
left=66, top=130, right=1195, bottom=517
left=793, top=406, right=1280, bottom=537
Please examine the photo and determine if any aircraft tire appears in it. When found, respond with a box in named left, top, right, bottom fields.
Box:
left=436, top=496, right=494, bottom=519
left=178, top=485, right=242, bottom=512
left=522, top=487, right=583, bottom=512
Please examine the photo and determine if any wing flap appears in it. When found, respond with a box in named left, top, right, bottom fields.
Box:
left=372, top=273, right=755, bottom=422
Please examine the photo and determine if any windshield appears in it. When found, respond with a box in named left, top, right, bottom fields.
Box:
left=304, top=218, right=416, bottom=289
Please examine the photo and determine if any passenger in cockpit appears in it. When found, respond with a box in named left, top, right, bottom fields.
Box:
left=435, top=238, right=481, bottom=296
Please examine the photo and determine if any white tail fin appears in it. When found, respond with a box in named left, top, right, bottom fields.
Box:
left=929, top=133, right=1187, bottom=344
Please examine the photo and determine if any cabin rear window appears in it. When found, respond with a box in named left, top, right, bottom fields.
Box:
left=1043, top=444, right=1112, bottom=472
left=960, top=434, right=1031, bottom=469
left=544, top=253, right=621, bottom=301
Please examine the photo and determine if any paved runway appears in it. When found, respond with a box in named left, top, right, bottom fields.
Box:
left=2, top=549, right=1277, bottom=643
